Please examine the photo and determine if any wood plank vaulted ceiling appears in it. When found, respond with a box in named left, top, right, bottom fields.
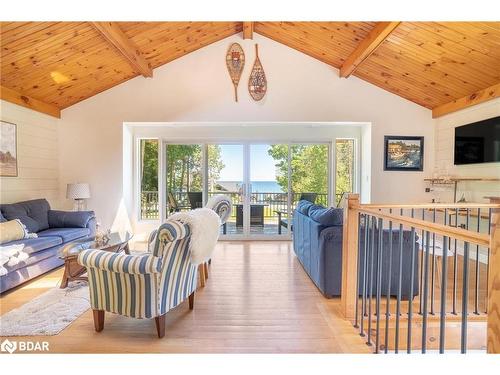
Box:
left=1, top=21, right=499, bottom=119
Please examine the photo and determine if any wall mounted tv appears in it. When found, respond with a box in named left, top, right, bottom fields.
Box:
left=454, top=115, right=500, bottom=165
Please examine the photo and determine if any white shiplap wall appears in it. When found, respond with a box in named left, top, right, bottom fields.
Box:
left=434, top=98, right=500, bottom=203
left=0, top=100, right=61, bottom=207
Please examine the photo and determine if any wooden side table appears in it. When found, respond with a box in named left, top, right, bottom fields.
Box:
left=59, top=232, right=132, bottom=288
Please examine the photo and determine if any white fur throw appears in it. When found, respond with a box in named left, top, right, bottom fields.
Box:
left=167, top=208, right=221, bottom=265
left=0, top=244, right=28, bottom=276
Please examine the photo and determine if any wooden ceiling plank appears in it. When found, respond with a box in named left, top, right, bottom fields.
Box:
left=432, top=82, right=500, bottom=118
left=1, top=22, right=83, bottom=55
left=0, top=22, right=60, bottom=46
left=414, top=22, right=500, bottom=57
left=359, top=57, right=456, bottom=99
left=91, top=22, right=152, bottom=77
left=1, top=24, right=94, bottom=63
left=381, top=35, right=498, bottom=88
left=356, top=61, right=453, bottom=106
left=306, top=22, right=375, bottom=45
left=2, top=30, right=102, bottom=74
left=2, top=37, right=124, bottom=85
left=391, top=27, right=500, bottom=79
left=355, top=69, right=435, bottom=109
left=254, top=22, right=363, bottom=68
left=281, top=22, right=371, bottom=54
left=355, top=66, right=439, bottom=107
left=257, top=22, right=367, bottom=55
left=255, top=26, right=342, bottom=67
left=0, top=85, right=60, bottom=118
left=340, top=21, right=401, bottom=78
left=139, top=24, right=241, bottom=69
left=366, top=45, right=485, bottom=98
left=392, top=25, right=500, bottom=75
left=54, top=22, right=240, bottom=107
left=242, top=22, right=254, bottom=39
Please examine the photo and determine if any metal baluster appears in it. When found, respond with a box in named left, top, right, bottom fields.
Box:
left=421, top=231, right=431, bottom=353
left=461, top=242, right=470, bottom=354
left=354, top=213, right=363, bottom=328
left=439, top=236, right=449, bottom=354
left=394, top=219, right=404, bottom=353
left=360, top=214, right=369, bottom=336
left=431, top=208, right=437, bottom=315
left=452, top=209, right=459, bottom=315
left=407, top=227, right=416, bottom=354
left=486, top=208, right=492, bottom=314
left=367, top=216, right=376, bottom=347
left=474, top=208, right=481, bottom=315
left=375, top=218, right=384, bottom=353
left=419, top=208, right=424, bottom=315
left=384, top=211, right=393, bottom=354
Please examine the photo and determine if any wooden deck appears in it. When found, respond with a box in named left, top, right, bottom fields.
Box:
left=0, top=241, right=369, bottom=354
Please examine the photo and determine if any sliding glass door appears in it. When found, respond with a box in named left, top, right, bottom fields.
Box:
left=157, top=141, right=335, bottom=239
left=207, top=144, right=245, bottom=235
left=250, top=144, right=290, bottom=235
left=165, top=144, right=204, bottom=214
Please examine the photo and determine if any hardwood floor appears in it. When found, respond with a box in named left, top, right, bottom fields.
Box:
left=0, top=241, right=370, bottom=354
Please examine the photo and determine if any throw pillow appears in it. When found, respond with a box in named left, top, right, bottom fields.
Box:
left=296, top=200, right=314, bottom=215
left=0, top=219, right=38, bottom=245
left=308, top=207, right=343, bottom=226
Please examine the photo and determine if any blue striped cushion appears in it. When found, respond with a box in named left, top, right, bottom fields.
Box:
left=151, top=222, right=190, bottom=257
left=78, top=249, right=162, bottom=274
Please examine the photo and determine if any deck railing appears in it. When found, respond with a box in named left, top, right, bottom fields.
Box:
left=140, top=190, right=332, bottom=219
left=341, top=194, right=500, bottom=353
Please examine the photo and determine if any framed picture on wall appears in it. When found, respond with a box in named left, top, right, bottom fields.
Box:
left=384, top=136, right=424, bottom=171
left=0, top=120, right=18, bottom=177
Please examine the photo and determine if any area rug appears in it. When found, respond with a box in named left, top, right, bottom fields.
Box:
left=0, top=282, right=90, bottom=336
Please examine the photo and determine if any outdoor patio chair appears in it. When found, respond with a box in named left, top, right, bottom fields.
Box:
left=167, top=192, right=190, bottom=213
left=275, top=193, right=318, bottom=234
left=188, top=192, right=203, bottom=209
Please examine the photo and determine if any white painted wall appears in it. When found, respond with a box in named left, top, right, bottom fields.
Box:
left=433, top=98, right=500, bottom=203
left=57, top=33, right=434, bottom=231
left=0, top=100, right=61, bottom=207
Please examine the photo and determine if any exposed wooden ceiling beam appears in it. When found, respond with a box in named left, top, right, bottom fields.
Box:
left=243, top=22, right=254, bottom=39
left=91, top=22, right=152, bottom=78
left=1, top=85, right=61, bottom=118
left=432, top=83, right=500, bottom=118
left=340, top=22, right=400, bottom=78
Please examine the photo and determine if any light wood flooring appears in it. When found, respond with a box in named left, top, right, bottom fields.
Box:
left=0, top=241, right=370, bottom=354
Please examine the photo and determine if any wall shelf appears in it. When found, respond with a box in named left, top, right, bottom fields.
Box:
left=424, top=177, right=500, bottom=203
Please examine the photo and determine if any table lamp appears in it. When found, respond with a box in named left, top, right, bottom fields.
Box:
left=66, top=183, right=91, bottom=211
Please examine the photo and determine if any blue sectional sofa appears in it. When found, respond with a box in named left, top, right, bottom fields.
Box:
left=292, top=200, right=419, bottom=299
left=0, top=199, right=96, bottom=293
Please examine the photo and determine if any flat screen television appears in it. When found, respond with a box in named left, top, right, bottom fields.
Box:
left=454, top=116, right=500, bottom=165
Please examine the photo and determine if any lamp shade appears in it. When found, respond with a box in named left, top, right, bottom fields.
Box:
left=66, top=183, right=91, bottom=199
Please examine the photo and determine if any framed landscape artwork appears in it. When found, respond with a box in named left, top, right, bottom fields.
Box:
left=384, top=136, right=424, bottom=171
left=0, top=121, right=18, bottom=177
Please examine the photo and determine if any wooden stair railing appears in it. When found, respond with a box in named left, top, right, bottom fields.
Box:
left=341, top=194, right=500, bottom=354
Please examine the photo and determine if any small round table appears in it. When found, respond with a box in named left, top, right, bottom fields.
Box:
left=59, top=232, right=132, bottom=288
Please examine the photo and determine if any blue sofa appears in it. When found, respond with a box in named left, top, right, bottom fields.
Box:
left=0, top=199, right=96, bottom=293
left=292, top=200, right=419, bottom=299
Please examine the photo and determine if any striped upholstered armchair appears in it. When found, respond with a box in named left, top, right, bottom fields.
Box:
left=78, top=221, right=197, bottom=338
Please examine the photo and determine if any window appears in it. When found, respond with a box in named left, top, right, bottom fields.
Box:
left=335, top=139, right=355, bottom=206
left=139, top=139, right=159, bottom=220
